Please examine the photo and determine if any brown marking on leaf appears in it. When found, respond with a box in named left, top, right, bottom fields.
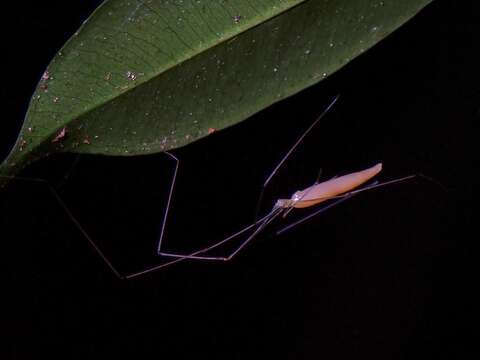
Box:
left=51, top=127, right=67, bottom=143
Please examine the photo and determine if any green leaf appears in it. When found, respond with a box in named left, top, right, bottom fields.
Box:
left=0, top=0, right=433, bottom=181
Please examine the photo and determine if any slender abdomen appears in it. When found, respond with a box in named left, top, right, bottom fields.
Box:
left=293, top=163, right=382, bottom=208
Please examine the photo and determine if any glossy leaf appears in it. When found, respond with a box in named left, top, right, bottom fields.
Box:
left=0, top=0, right=433, bottom=180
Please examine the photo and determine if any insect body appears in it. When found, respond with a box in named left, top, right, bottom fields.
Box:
left=0, top=95, right=426, bottom=279
left=276, top=163, right=382, bottom=209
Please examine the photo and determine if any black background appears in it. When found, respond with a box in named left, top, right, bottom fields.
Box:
left=1, top=1, right=476, bottom=359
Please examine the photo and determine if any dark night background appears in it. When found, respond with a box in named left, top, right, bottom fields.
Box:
left=1, top=1, right=476, bottom=359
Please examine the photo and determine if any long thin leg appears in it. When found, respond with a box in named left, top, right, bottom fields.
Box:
left=154, top=149, right=281, bottom=261
left=156, top=151, right=277, bottom=260
left=254, top=94, right=340, bottom=220
left=0, top=172, right=282, bottom=280
left=225, top=207, right=283, bottom=260
left=1, top=152, right=187, bottom=280
left=126, top=210, right=283, bottom=279
left=276, top=174, right=419, bottom=235
left=0, top=175, right=124, bottom=279
left=158, top=219, right=260, bottom=260
left=55, top=154, right=82, bottom=190
left=156, top=152, right=179, bottom=254
left=160, top=207, right=283, bottom=261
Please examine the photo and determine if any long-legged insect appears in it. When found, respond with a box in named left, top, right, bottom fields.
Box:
left=0, top=95, right=424, bottom=279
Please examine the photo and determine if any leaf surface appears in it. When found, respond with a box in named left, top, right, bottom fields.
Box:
left=0, top=0, right=433, bottom=179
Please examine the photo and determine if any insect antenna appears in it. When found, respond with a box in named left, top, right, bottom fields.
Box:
left=254, top=94, right=340, bottom=221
